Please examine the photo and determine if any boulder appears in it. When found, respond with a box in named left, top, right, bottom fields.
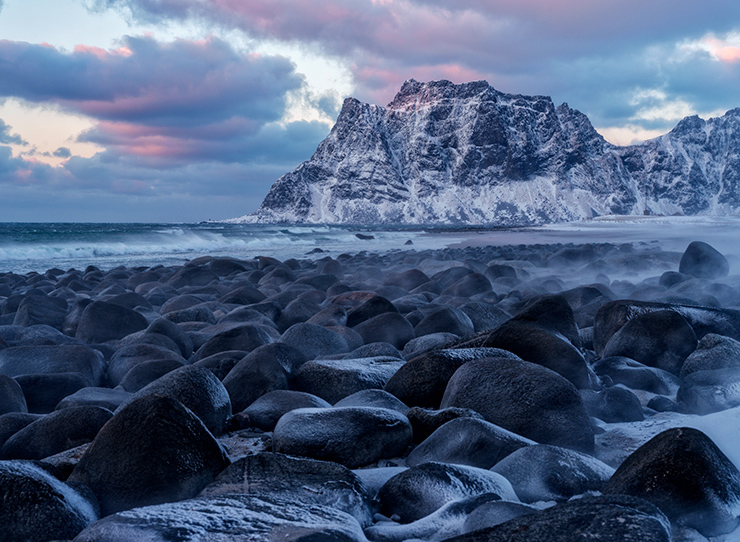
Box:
left=56, top=387, right=132, bottom=412
left=75, top=300, right=148, bottom=343
left=273, top=406, right=412, bottom=469
left=458, top=302, right=510, bottom=333
left=0, top=373, right=27, bottom=414
left=677, top=367, right=740, bottom=415
left=440, top=358, right=594, bottom=453
left=242, top=390, right=331, bottom=431
left=580, top=385, right=645, bottom=423
left=407, top=417, right=534, bottom=469
left=15, top=372, right=91, bottom=413
left=346, top=295, right=398, bottom=328
left=0, top=461, right=98, bottom=541
left=68, top=394, right=230, bottom=516
left=680, top=333, right=740, bottom=378
left=490, top=444, right=614, bottom=503
left=414, top=307, right=475, bottom=338
left=0, top=344, right=105, bottom=385
left=353, top=313, right=416, bottom=350
left=0, top=412, right=39, bottom=449
left=604, top=427, right=740, bottom=536
left=118, top=358, right=186, bottom=392
left=191, top=323, right=273, bottom=362
left=106, top=343, right=184, bottom=387
left=679, top=241, right=730, bottom=279
left=334, top=389, right=409, bottom=414
left=377, top=462, right=517, bottom=523
left=592, top=356, right=680, bottom=394
left=279, top=322, right=349, bottom=359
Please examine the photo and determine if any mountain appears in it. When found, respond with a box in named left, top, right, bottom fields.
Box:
left=229, top=79, right=740, bottom=225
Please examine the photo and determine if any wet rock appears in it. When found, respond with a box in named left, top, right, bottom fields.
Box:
left=445, top=494, right=671, bottom=541
left=15, top=372, right=91, bottom=413
left=72, top=494, right=365, bottom=542
left=191, top=323, right=274, bottom=362
left=118, top=358, right=186, bottom=392
left=385, top=269, right=430, bottom=291
left=0, top=412, right=39, bottom=448
left=461, top=501, right=538, bottom=533
left=106, top=343, right=184, bottom=387
left=592, top=356, right=680, bottom=394
left=580, top=385, right=645, bottom=423
left=200, top=452, right=373, bottom=526
left=377, top=462, right=517, bottom=523
left=402, top=332, right=459, bottom=359
left=273, top=406, right=412, bottom=468
left=346, top=295, right=398, bottom=328
left=346, top=342, right=402, bottom=359
left=145, top=317, right=194, bottom=357
left=490, top=444, right=614, bottom=503
left=75, top=300, right=148, bottom=343
left=295, top=357, right=405, bottom=404
left=680, top=333, right=740, bottom=378
left=458, top=302, right=510, bottom=333
left=13, top=293, right=67, bottom=329
left=414, top=307, right=475, bottom=338
left=679, top=241, right=730, bottom=279
left=68, top=394, right=230, bottom=516
left=0, top=461, right=98, bottom=541
left=222, top=345, right=291, bottom=413
left=604, top=427, right=740, bottom=536
left=334, top=389, right=409, bottom=414
left=407, top=416, right=534, bottom=469
left=678, top=367, right=740, bottom=415
left=56, top=387, right=132, bottom=412
left=242, top=390, right=331, bottom=431
left=353, top=312, right=416, bottom=350
left=441, top=358, right=595, bottom=453
left=0, top=373, right=27, bottom=414
left=275, top=295, right=323, bottom=332
left=1, top=405, right=113, bottom=460
left=280, top=322, right=350, bottom=359
left=121, top=365, right=232, bottom=436
left=0, top=344, right=105, bottom=385
left=385, top=348, right=519, bottom=408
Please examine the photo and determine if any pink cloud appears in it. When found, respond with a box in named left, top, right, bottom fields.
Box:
left=704, top=37, right=740, bottom=63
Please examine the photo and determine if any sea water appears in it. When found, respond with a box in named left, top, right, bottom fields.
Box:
left=1, top=217, right=739, bottom=275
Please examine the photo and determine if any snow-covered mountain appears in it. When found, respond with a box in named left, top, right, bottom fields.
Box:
left=229, top=79, right=740, bottom=225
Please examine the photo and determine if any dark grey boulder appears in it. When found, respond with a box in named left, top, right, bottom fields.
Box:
left=580, top=384, right=645, bottom=423
left=121, top=365, right=231, bottom=435
left=593, top=356, right=680, bottom=394
left=0, top=344, right=105, bottom=385
left=191, top=323, right=273, bottom=362
left=218, top=306, right=279, bottom=329
left=461, top=501, right=538, bottom=534
left=0, top=461, right=98, bottom=541
left=441, top=358, right=595, bottom=453
left=200, top=452, right=373, bottom=526
left=280, top=322, right=349, bottom=359
left=160, top=294, right=208, bottom=314
left=679, top=241, right=730, bottom=279
left=118, top=357, right=186, bottom=392
left=307, top=304, right=348, bottom=327
left=328, top=324, right=364, bottom=351
left=414, top=307, right=475, bottom=339
left=440, top=272, right=492, bottom=298
left=444, top=494, right=671, bottom=542
left=273, top=406, right=412, bottom=469
left=0, top=412, right=40, bottom=449
left=68, top=394, right=230, bottom=516
left=602, top=309, right=697, bottom=375
left=406, top=406, right=485, bottom=444
left=13, top=293, right=67, bottom=329
left=106, top=343, right=184, bottom=387
left=192, top=350, right=246, bottom=380
left=377, top=462, right=517, bottom=523
left=490, top=444, right=614, bottom=503
left=346, top=341, right=402, bottom=359
left=56, top=387, right=132, bottom=412
left=166, top=264, right=219, bottom=289
left=72, top=494, right=366, bottom=542
left=75, top=300, right=148, bottom=343
left=334, top=389, right=409, bottom=414
left=222, top=345, right=291, bottom=412
left=458, top=302, right=510, bottom=333
left=604, top=427, right=740, bottom=536
left=218, top=284, right=266, bottom=305
left=295, top=357, right=405, bottom=404
left=385, top=348, right=519, bottom=408
left=15, top=372, right=91, bottom=413
left=1, top=405, right=112, bottom=460
left=0, top=373, right=27, bottom=414
left=677, top=367, right=740, bottom=415
left=242, top=389, right=331, bottom=431
left=353, top=312, right=416, bottom=350
left=680, top=333, right=740, bottom=378
left=146, top=317, right=193, bottom=358
left=385, top=269, right=430, bottom=291
left=275, top=295, right=323, bottom=332
left=346, top=295, right=398, bottom=328
left=407, top=417, right=534, bottom=469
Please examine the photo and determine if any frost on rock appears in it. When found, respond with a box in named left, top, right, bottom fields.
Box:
left=228, top=80, right=740, bottom=225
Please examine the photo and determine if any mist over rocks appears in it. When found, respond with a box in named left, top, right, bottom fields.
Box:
left=2, top=239, right=740, bottom=539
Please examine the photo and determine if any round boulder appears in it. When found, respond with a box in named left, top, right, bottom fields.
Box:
left=242, top=390, right=331, bottom=431
left=679, top=241, right=730, bottom=279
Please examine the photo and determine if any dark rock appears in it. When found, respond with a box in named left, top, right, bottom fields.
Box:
left=0, top=412, right=40, bottom=449
left=121, top=365, right=232, bottom=435
left=295, top=357, right=405, bottom=404
left=280, top=322, right=349, bottom=359
left=510, top=294, right=581, bottom=346
left=118, top=358, right=186, bottom=392
left=604, top=427, right=740, bottom=536
left=72, top=494, right=365, bottom=542
left=441, top=273, right=492, bottom=297
left=334, top=389, right=409, bottom=414
left=441, top=358, right=595, bottom=453
left=218, top=285, right=266, bottom=305
left=385, top=269, right=430, bottom=291
left=56, top=387, right=132, bottom=412
left=384, top=348, right=519, bottom=408
left=602, top=309, right=697, bottom=375
left=75, top=300, right=148, bottom=343
left=402, top=332, right=459, bottom=359
left=68, top=394, right=230, bottom=516
left=327, top=325, right=364, bottom=351
left=0, top=344, right=105, bottom=385
left=191, top=323, right=273, bottom=362
left=275, top=295, right=323, bottom=332
left=346, top=295, right=398, bottom=328
left=660, top=271, right=691, bottom=288
left=458, top=302, right=510, bottom=333
left=414, top=307, right=475, bottom=338
left=461, top=501, right=538, bottom=533
left=377, top=462, right=517, bottom=523
left=166, top=264, right=219, bottom=289
left=15, top=372, right=91, bottom=413
left=345, top=341, right=402, bottom=359
left=407, top=416, right=534, bottom=468
left=106, top=343, right=184, bottom=387
left=273, top=406, right=412, bottom=469
left=444, top=494, right=671, bottom=541
left=13, top=294, right=67, bottom=329
left=679, top=241, right=730, bottom=279
left=592, top=356, right=680, bottom=394
left=678, top=367, right=740, bottom=414
left=160, top=294, right=207, bottom=314
left=200, top=452, right=373, bottom=526
left=0, top=461, right=98, bottom=541
left=243, top=389, right=331, bottom=431
left=647, top=395, right=682, bottom=412
left=580, top=385, right=645, bottom=423
left=490, top=444, right=614, bottom=503
left=353, top=312, right=416, bottom=349
left=145, top=317, right=194, bottom=357
left=680, top=333, right=740, bottom=378
left=1, top=405, right=112, bottom=460
left=222, top=346, right=291, bottom=413
left=192, top=350, right=246, bottom=379
left=307, top=305, right=348, bottom=327
left=0, top=373, right=27, bottom=414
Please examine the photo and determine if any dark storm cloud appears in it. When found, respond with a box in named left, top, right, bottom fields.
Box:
left=0, top=119, right=26, bottom=145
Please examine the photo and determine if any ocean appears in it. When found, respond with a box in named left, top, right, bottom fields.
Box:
left=1, top=217, right=739, bottom=275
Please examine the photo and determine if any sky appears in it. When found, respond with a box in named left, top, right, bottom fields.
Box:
left=0, top=1, right=739, bottom=222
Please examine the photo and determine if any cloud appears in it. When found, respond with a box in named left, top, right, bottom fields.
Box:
left=0, top=118, right=27, bottom=145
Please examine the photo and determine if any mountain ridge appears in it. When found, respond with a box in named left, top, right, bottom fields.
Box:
left=229, top=79, right=740, bottom=225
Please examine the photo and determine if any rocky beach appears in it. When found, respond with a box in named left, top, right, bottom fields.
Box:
left=2, top=235, right=740, bottom=541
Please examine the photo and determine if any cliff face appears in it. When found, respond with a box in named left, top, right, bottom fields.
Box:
left=232, top=79, right=740, bottom=225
